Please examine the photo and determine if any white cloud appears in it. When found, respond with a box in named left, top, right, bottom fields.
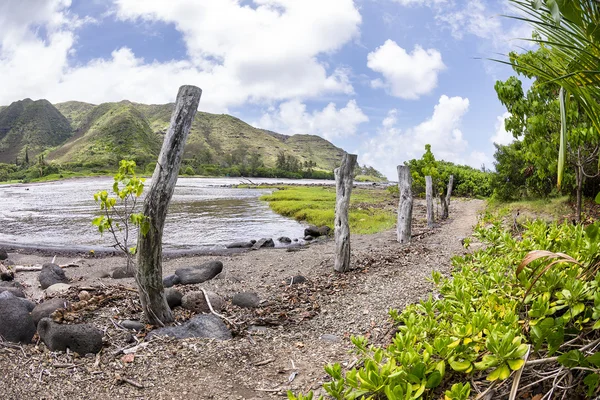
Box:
left=367, top=40, right=445, bottom=99
left=438, top=0, right=534, bottom=49
left=390, top=0, right=447, bottom=6
left=360, top=95, right=489, bottom=179
left=257, top=99, right=369, bottom=140
left=490, top=111, right=515, bottom=145
left=0, top=0, right=361, bottom=112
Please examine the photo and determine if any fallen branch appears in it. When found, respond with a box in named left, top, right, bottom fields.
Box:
left=116, top=376, right=145, bottom=389
left=14, top=263, right=80, bottom=272
left=254, top=358, right=275, bottom=367
left=201, top=288, right=237, bottom=326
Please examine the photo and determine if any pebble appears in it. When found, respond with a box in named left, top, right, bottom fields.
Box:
left=121, top=320, right=145, bottom=331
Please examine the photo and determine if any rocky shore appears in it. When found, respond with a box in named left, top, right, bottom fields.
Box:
left=1, top=199, right=483, bottom=399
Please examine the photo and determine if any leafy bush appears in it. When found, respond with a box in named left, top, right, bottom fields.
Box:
left=293, top=215, right=600, bottom=399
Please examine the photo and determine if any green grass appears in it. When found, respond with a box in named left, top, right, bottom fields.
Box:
left=261, top=186, right=396, bottom=234
left=486, top=196, right=571, bottom=222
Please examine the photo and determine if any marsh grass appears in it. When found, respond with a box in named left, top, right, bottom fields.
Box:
left=487, top=196, right=571, bottom=221
left=261, top=186, right=396, bottom=234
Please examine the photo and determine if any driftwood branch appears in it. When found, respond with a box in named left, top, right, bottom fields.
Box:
left=13, top=263, right=80, bottom=272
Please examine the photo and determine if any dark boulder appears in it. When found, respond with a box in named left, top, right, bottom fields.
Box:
left=110, top=266, right=135, bottom=279
left=0, top=291, right=36, bottom=343
left=174, top=261, right=223, bottom=285
left=163, top=274, right=181, bottom=288
left=225, top=241, right=254, bottom=249
left=31, top=298, right=70, bottom=326
left=39, top=263, right=69, bottom=289
left=165, top=288, right=183, bottom=309
left=0, top=280, right=23, bottom=289
left=251, top=238, right=275, bottom=250
left=0, top=286, right=25, bottom=298
left=232, top=292, right=261, bottom=308
left=37, top=318, right=103, bottom=354
left=0, top=291, right=35, bottom=312
left=278, top=236, right=292, bottom=244
left=147, top=314, right=231, bottom=340
left=121, top=320, right=145, bottom=331
left=289, top=275, right=307, bottom=285
left=182, top=291, right=224, bottom=314
left=304, top=225, right=331, bottom=237
left=0, top=249, right=8, bottom=260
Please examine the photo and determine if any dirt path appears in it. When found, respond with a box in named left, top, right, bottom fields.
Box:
left=2, top=198, right=484, bottom=400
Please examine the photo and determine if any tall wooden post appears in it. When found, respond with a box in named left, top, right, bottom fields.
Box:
left=440, top=174, right=454, bottom=220
left=334, top=153, right=357, bottom=273
left=136, top=85, right=202, bottom=325
left=426, top=175, right=434, bottom=229
left=397, top=165, right=413, bottom=243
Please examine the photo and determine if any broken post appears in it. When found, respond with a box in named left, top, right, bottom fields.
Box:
left=396, top=165, right=413, bottom=244
left=440, top=174, right=454, bottom=220
left=136, top=85, right=202, bottom=325
left=334, top=153, right=357, bottom=273
left=426, top=175, right=434, bottom=229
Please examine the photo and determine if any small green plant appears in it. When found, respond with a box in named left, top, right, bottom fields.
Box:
left=444, top=382, right=470, bottom=400
left=92, top=160, right=149, bottom=273
left=287, top=391, right=323, bottom=400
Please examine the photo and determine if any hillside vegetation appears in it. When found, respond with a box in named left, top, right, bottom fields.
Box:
left=0, top=98, right=349, bottom=181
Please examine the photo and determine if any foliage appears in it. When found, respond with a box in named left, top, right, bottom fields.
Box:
left=292, top=213, right=600, bottom=399
left=92, top=160, right=149, bottom=272
left=493, top=47, right=599, bottom=203
left=261, top=186, right=396, bottom=234
left=354, top=164, right=387, bottom=182
left=405, top=146, right=492, bottom=198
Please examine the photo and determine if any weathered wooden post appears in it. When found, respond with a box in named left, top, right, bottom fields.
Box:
left=426, top=175, right=434, bottom=229
left=397, top=165, right=413, bottom=243
left=136, top=85, right=202, bottom=325
left=440, top=174, right=454, bottom=220
left=334, top=153, right=357, bottom=273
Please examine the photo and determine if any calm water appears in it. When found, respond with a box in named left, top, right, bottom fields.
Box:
left=0, top=177, right=332, bottom=250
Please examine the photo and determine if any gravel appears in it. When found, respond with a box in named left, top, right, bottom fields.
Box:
left=1, top=198, right=483, bottom=399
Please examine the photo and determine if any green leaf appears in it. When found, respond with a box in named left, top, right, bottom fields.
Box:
left=595, top=192, right=600, bottom=205
left=557, top=349, right=586, bottom=368
left=487, top=364, right=510, bottom=381
left=507, top=358, right=525, bottom=371
left=425, top=371, right=442, bottom=389
left=586, top=352, right=600, bottom=368
left=584, top=373, right=600, bottom=397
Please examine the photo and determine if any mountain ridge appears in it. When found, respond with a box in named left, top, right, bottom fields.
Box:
left=0, top=98, right=346, bottom=172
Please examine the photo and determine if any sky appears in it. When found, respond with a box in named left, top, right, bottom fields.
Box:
left=0, top=0, right=531, bottom=179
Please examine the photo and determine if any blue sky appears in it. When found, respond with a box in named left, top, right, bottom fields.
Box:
left=0, top=0, right=530, bottom=178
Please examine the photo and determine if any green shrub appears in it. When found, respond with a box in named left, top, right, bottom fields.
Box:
left=293, top=216, right=600, bottom=399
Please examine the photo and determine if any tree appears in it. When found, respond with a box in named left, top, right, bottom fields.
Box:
left=494, top=47, right=599, bottom=216
left=503, top=1, right=600, bottom=191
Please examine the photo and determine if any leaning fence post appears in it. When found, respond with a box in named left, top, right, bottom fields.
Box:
left=136, top=85, right=202, bottom=326
left=333, top=153, right=357, bottom=273
left=397, top=165, right=413, bottom=243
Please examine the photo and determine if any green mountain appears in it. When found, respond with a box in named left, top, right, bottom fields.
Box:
left=0, top=99, right=72, bottom=163
left=0, top=98, right=346, bottom=172
left=49, top=101, right=162, bottom=167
